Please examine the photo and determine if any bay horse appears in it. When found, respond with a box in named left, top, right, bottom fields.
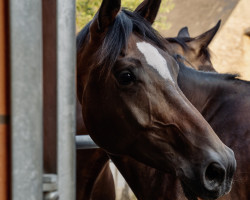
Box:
left=75, top=1, right=220, bottom=198
left=76, top=0, right=236, bottom=200
left=75, top=7, right=235, bottom=200
left=76, top=22, right=221, bottom=200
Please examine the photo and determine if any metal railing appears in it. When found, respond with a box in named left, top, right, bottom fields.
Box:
left=76, top=135, right=99, bottom=149
left=10, top=0, right=99, bottom=199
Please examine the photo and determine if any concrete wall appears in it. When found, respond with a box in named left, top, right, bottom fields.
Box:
left=163, top=0, right=239, bottom=37
left=210, top=0, right=250, bottom=80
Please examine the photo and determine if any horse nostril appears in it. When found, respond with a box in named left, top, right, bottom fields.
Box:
left=204, top=163, right=226, bottom=190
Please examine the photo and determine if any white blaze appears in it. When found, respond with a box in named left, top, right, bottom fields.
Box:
left=136, top=42, right=173, bottom=82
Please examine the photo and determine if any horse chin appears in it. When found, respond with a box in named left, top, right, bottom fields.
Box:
left=181, top=181, right=199, bottom=200
left=181, top=181, right=220, bottom=200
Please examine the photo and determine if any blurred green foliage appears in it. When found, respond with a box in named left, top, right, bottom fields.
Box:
left=76, top=0, right=174, bottom=33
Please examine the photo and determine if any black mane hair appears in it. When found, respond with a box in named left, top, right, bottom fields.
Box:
left=77, top=9, right=167, bottom=70
left=166, top=37, right=192, bottom=50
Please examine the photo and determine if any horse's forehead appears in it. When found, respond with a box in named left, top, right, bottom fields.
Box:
left=136, top=42, right=174, bottom=82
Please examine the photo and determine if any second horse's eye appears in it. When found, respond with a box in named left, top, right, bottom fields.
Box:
left=116, top=70, right=136, bottom=86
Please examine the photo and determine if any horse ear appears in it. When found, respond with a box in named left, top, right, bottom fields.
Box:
left=191, top=20, right=221, bottom=49
left=134, top=0, right=161, bottom=24
left=90, top=0, right=121, bottom=35
left=177, top=27, right=190, bottom=38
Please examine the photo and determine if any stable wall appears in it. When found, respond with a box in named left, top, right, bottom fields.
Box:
left=210, top=0, right=250, bottom=80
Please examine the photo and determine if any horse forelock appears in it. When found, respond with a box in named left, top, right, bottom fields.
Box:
left=76, top=9, right=167, bottom=75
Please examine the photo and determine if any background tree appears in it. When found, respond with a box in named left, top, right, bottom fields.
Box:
left=76, top=0, right=174, bottom=33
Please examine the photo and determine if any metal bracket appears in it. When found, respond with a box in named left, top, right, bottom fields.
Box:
left=42, top=136, right=97, bottom=199
left=43, top=174, right=58, bottom=200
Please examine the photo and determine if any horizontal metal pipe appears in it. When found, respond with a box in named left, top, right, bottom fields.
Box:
left=75, top=135, right=99, bottom=149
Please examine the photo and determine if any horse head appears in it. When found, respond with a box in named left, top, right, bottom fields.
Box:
left=77, top=1, right=235, bottom=199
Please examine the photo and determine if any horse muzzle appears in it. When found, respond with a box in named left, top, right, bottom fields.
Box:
left=179, top=147, right=236, bottom=200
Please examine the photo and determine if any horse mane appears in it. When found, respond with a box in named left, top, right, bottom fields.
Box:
left=77, top=9, right=167, bottom=70
left=179, top=61, right=239, bottom=82
left=166, top=37, right=191, bottom=50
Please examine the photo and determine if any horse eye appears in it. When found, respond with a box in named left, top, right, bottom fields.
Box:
left=116, top=70, right=135, bottom=85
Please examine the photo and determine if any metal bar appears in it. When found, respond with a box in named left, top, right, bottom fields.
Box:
left=10, top=0, right=43, bottom=199
left=56, top=0, right=76, bottom=199
left=76, top=135, right=99, bottom=149
left=43, top=174, right=58, bottom=200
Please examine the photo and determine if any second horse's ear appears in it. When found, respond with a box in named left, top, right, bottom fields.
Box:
left=190, top=20, right=221, bottom=49
left=90, top=0, right=121, bottom=38
left=177, top=27, right=190, bottom=38
left=134, top=0, right=161, bottom=24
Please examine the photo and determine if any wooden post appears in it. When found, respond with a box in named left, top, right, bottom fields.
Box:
left=0, top=0, right=9, bottom=200
left=42, top=0, right=58, bottom=174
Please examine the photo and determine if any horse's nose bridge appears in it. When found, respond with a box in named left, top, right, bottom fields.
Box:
left=168, top=94, right=211, bottom=135
left=162, top=86, right=202, bottom=123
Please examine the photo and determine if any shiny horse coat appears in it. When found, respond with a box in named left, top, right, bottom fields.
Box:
left=76, top=0, right=236, bottom=199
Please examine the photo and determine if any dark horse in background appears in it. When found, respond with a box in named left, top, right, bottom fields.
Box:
left=109, top=1, right=250, bottom=200
left=76, top=0, right=236, bottom=200
left=166, top=21, right=219, bottom=72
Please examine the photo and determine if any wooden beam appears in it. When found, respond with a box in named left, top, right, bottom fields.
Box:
left=0, top=0, right=9, bottom=199
left=42, top=0, right=58, bottom=174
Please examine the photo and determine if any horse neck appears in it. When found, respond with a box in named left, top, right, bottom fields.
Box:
left=177, top=65, right=234, bottom=117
